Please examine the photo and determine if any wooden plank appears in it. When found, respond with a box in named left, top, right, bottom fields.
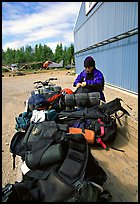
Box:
left=115, top=130, right=138, bottom=150
left=117, top=120, right=138, bottom=136
left=90, top=113, right=138, bottom=202
left=115, top=114, right=138, bottom=132
left=111, top=131, right=138, bottom=154
left=91, top=145, right=138, bottom=202
left=91, top=145, right=137, bottom=173
left=123, top=117, right=138, bottom=130
left=117, top=125, right=138, bottom=140
left=92, top=81, right=138, bottom=201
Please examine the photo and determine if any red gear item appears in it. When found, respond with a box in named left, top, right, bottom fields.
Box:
left=61, top=88, right=73, bottom=94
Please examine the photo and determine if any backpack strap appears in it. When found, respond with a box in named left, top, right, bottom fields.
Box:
left=34, top=134, right=89, bottom=202
left=58, top=133, right=88, bottom=184
left=97, top=118, right=104, bottom=136
left=119, top=98, right=132, bottom=110
left=12, top=154, right=16, bottom=170
left=96, top=119, right=108, bottom=150
left=47, top=93, right=62, bottom=103
left=10, top=131, right=26, bottom=169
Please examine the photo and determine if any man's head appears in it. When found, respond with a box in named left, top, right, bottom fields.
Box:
left=84, top=56, right=95, bottom=73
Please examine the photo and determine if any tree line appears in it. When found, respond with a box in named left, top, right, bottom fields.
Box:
left=2, top=43, right=74, bottom=68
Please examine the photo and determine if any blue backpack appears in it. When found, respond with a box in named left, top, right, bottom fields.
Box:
left=15, top=111, right=32, bottom=131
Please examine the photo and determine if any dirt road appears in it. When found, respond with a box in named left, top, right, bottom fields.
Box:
left=2, top=69, right=138, bottom=201
left=2, top=70, right=76, bottom=187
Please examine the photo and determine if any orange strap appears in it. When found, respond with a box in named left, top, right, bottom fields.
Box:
left=69, top=127, right=95, bottom=144
left=47, top=93, right=62, bottom=103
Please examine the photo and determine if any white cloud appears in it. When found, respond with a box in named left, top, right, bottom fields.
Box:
left=3, top=41, right=23, bottom=51
left=46, top=42, right=62, bottom=52
left=2, top=2, right=81, bottom=51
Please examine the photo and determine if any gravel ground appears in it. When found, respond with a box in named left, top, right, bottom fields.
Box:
left=2, top=69, right=138, bottom=188
left=2, top=70, right=76, bottom=187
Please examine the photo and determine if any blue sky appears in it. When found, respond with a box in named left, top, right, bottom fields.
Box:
left=2, top=2, right=81, bottom=52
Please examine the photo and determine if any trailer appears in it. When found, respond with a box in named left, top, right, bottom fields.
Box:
left=2, top=71, right=138, bottom=202
left=89, top=84, right=138, bottom=202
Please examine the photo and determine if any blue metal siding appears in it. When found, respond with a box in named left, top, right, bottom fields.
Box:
left=74, top=2, right=138, bottom=94
left=75, top=34, right=138, bottom=94
left=74, top=2, right=138, bottom=53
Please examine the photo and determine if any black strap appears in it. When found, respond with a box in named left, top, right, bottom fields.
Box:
left=111, top=146, right=125, bottom=152
left=58, top=134, right=88, bottom=185
left=119, top=98, right=132, bottom=110
left=12, top=154, right=16, bottom=170
left=115, top=112, right=123, bottom=126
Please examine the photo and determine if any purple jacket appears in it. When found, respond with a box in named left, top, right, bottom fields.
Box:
left=73, top=67, right=105, bottom=101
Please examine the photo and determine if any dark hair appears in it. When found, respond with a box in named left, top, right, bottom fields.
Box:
left=84, top=56, right=95, bottom=68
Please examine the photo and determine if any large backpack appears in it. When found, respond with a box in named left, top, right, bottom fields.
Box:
left=27, top=91, right=65, bottom=112
left=58, top=97, right=130, bottom=149
left=6, top=120, right=111, bottom=202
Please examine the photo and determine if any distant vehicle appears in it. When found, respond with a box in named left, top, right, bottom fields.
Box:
left=2, top=63, right=19, bottom=72
left=65, top=65, right=71, bottom=70
left=2, top=60, right=64, bottom=73
left=43, top=60, right=63, bottom=69
left=10, top=63, right=19, bottom=72
left=65, top=64, right=75, bottom=70
left=2, top=61, right=43, bottom=72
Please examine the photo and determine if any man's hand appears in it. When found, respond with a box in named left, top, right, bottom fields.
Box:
left=76, top=83, right=81, bottom=88
left=81, top=82, right=86, bottom=87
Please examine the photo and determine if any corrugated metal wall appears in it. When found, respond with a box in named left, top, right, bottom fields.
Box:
left=74, top=2, right=138, bottom=94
